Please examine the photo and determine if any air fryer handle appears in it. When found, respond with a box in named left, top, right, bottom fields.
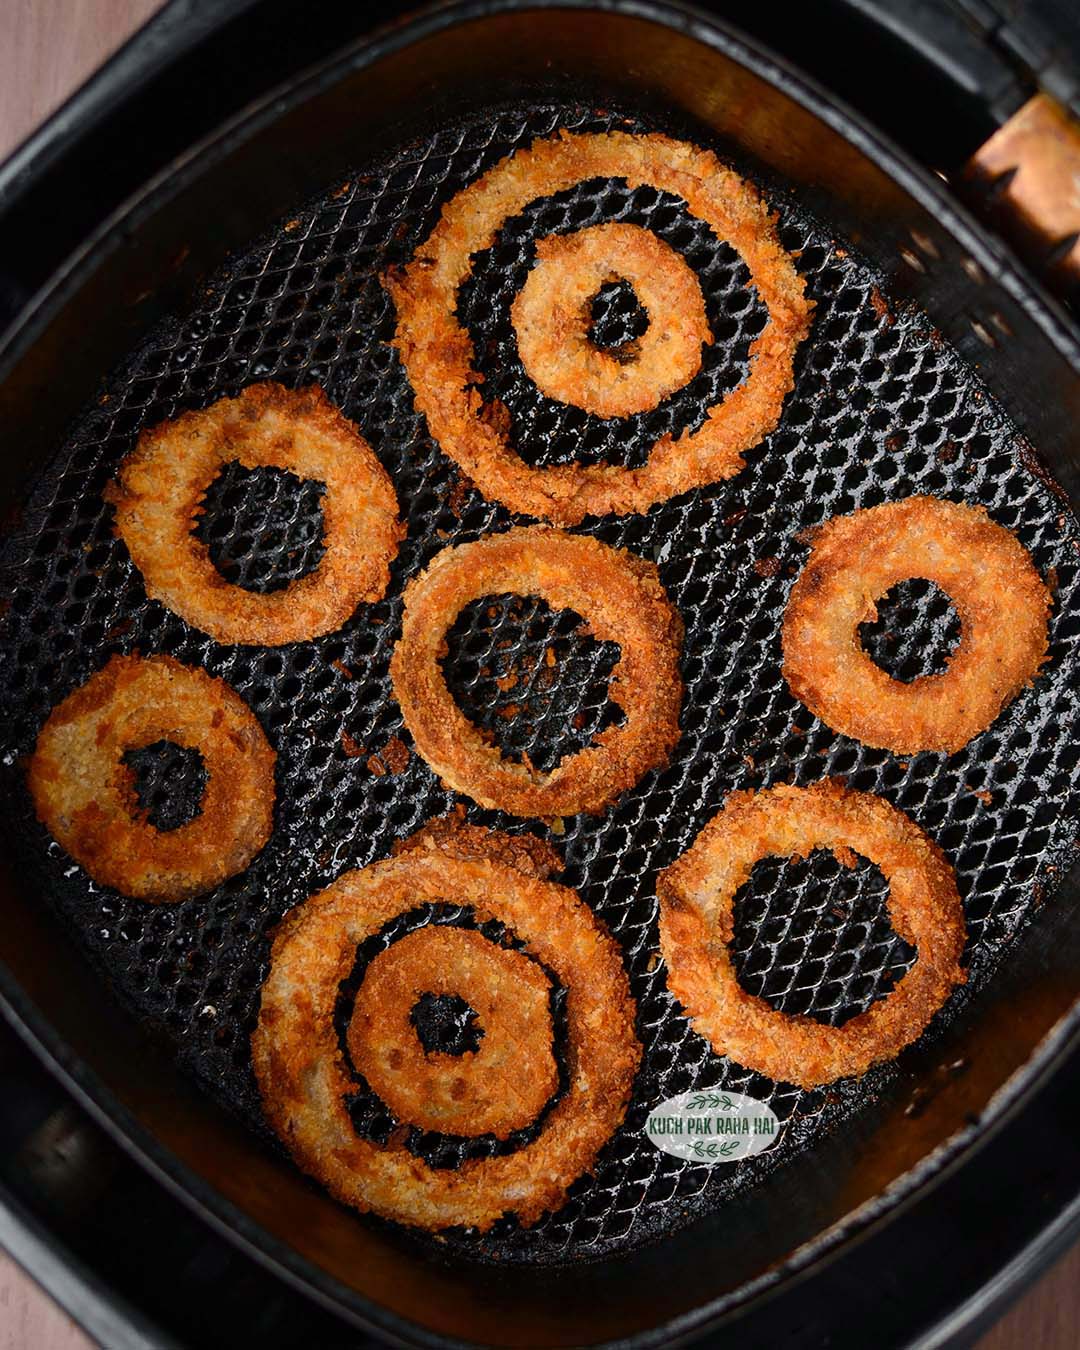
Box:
left=839, top=0, right=1080, bottom=126
left=857, top=0, right=1080, bottom=299
left=725, top=0, right=1080, bottom=301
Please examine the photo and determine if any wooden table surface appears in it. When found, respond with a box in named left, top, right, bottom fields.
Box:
left=0, top=2, right=1078, bottom=1346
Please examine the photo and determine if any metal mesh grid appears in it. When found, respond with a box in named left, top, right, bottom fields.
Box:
left=2, top=101, right=1080, bottom=1265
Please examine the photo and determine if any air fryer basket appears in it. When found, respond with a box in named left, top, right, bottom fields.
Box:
left=2, top=3, right=1080, bottom=1346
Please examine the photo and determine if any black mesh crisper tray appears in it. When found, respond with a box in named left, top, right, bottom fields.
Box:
left=2, top=101, right=1080, bottom=1266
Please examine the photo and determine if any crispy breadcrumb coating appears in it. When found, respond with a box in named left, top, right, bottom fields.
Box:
left=28, top=654, right=275, bottom=902
left=390, top=526, right=683, bottom=817
left=252, top=818, right=641, bottom=1231
left=658, top=780, right=966, bottom=1088
left=348, top=925, right=558, bottom=1139
left=511, top=221, right=710, bottom=418
left=783, top=496, right=1051, bottom=754
left=386, top=130, right=812, bottom=524
left=107, top=383, right=403, bottom=646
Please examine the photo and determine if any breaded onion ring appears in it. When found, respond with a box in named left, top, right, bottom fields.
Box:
left=782, top=496, right=1051, bottom=754
left=27, top=654, right=275, bottom=903
left=658, top=780, right=966, bottom=1088
left=386, top=130, right=812, bottom=525
left=511, top=221, right=710, bottom=418
left=252, top=818, right=640, bottom=1231
left=390, top=527, right=683, bottom=817
left=347, top=925, right=558, bottom=1139
left=107, top=383, right=404, bottom=646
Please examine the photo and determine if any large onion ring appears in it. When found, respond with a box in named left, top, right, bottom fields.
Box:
left=107, top=383, right=404, bottom=646
left=27, top=654, right=275, bottom=903
left=252, top=818, right=641, bottom=1231
left=386, top=129, right=812, bottom=524
left=389, top=526, right=683, bottom=817
left=657, top=779, right=966, bottom=1088
left=347, top=925, right=558, bottom=1139
left=782, top=496, right=1052, bottom=754
left=510, top=221, right=710, bottom=418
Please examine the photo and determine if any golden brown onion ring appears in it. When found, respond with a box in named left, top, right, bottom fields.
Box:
left=252, top=818, right=640, bottom=1231
left=27, top=653, right=275, bottom=903
left=386, top=130, right=812, bottom=524
left=347, top=924, right=558, bottom=1139
left=782, top=496, right=1051, bottom=754
left=107, top=383, right=404, bottom=646
left=658, top=779, right=966, bottom=1088
left=389, top=526, right=683, bottom=817
left=511, top=221, right=710, bottom=418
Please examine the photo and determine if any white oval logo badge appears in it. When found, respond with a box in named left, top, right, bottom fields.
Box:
left=644, top=1089, right=781, bottom=1164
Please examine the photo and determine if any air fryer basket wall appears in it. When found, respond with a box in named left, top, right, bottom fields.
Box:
left=2, top=5, right=1080, bottom=1347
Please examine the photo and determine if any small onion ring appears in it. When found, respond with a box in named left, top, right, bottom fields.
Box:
left=386, top=129, right=812, bottom=525
left=252, top=819, right=641, bottom=1231
left=510, top=221, right=710, bottom=418
left=107, top=382, right=404, bottom=646
left=657, top=779, right=966, bottom=1088
left=389, top=526, right=683, bottom=817
left=27, top=654, right=275, bottom=903
left=782, top=496, right=1052, bottom=754
left=347, top=925, right=558, bottom=1139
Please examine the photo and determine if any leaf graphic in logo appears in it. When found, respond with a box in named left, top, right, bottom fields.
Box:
left=645, top=1089, right=780, bottom=1165
left=686, top=1091, right=736, bottom=1111
left=689, top=1139, right=740, bottom=1160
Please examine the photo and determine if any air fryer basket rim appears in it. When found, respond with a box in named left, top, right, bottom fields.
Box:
left=2, top=2, right=1080, bottom=1347
left=4, top=0, right=1080, bottom=388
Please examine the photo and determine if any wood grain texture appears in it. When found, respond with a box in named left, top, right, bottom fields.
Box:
left=977, top=1243, right=1080, bottom=1350
left=0, top=1, right=1074, bottom=1348
left=0, top=0, right=163, bottom=162
left=0, top=1249, right=88, bottom=1350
